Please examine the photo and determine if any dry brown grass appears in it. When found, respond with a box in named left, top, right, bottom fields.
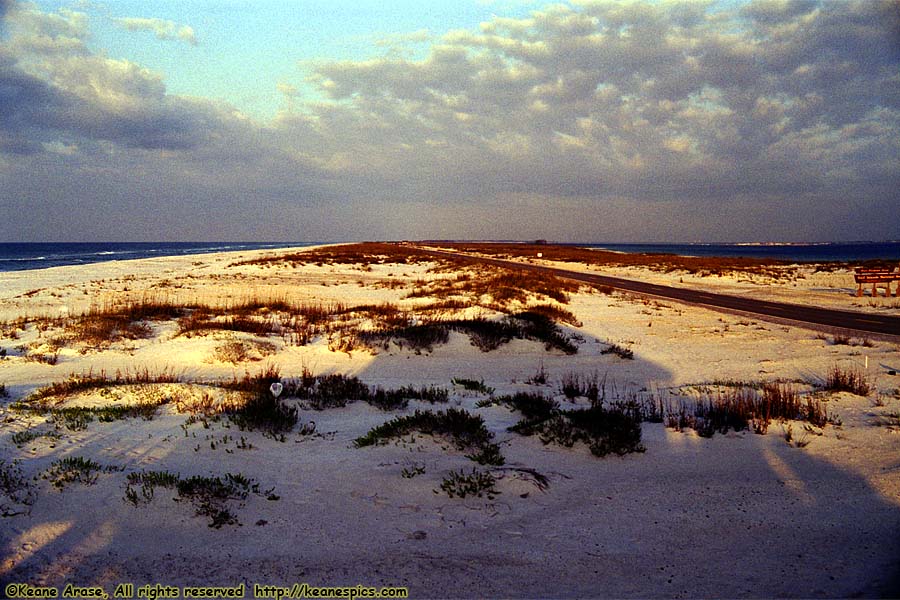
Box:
left=231, top=243, right=584, bottom=318
left=21, top=367, right=182, bottom=405
left=405, top=264, right=580, bottom=309
left=230, top=242, right=460, bottom=269
left=213, top=339, right=277, bottom=364
left=663, top=383, right=834, bottom=436
left=48, top=296, right=194, bottom=350
left=824, top=366, right=871, bottom=396
left=428, top=242, right=801, bottom=278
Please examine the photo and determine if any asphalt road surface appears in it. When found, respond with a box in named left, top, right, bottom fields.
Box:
left=413, top=247, right=900, bottom=338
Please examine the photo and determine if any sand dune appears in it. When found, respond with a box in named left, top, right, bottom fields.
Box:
left=1, top=245, right=898, bottom=598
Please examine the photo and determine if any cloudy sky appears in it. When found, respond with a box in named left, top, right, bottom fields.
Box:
left=1, top=0, right=898, bottom=242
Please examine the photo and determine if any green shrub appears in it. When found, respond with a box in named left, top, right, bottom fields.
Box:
left=494, top=392, right=558, bottom=421
left=601, top=343, right=634, bottom=360
left=41, top=456, right=122, bottom=489
left=354, top=408, right=504, bottom=466
left=502, top=392, right=645, bottom=457
left=438, top=468, right=499, bottom=499
left=1, top=459, right=36, bottom=516
left=227, top=391, right=298, bottom=435
left=452, top=378, right=495, bottom=395
left=290, top=372, right=447, bottom=411
left=124, top=470, right=268, bottom=529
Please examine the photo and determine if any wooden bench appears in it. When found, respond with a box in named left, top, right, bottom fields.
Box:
left=854, top=266, right=900, bottom=297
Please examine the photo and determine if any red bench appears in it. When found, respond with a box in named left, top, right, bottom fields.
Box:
left=854, top=266, right=900, bottom=297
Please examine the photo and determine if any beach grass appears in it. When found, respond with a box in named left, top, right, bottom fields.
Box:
left=354, top=408, right=505, bottom=466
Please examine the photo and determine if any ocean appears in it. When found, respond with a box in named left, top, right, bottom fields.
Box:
left=0, top=242, right=317, bottom=272
left=1, top=241, right=898, bottom=273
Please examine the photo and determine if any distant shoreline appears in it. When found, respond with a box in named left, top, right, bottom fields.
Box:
left=1, top=240, right=899, bottom=273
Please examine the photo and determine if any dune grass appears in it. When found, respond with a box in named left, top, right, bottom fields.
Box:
left=558, top=372, right=603, bottom=402
left=662, top=383, right=835, bottom=436
left=601, top=343, right=634, bottom=360
left=438, top=468, right=499, bottom=500
left=452, top=378, right=495, bottom=395
left=354, top=312, right=577, bottom=354
left=63, top=298, right=187, bottom=348
left=499, top=390, right=645, bottom=457
left=289, top=370, right=449, bottom=411
left=21, top=367, right=182, bottom=405
left=497, top=378, right=839, bottom=446
left=216, top=366, right=298, bottom=436
left=823, top=366, right=871, bottom=396
left=354, top=408, right=504, bottom=466
left=8, top=252, right=586, bottom=364
left=405, top=264, right=580, bottom=307
left=430, top=241, right=804, bottom=279
left=41, top=457, right=123, bottom=489
left=1, top=459, right=36, bottom=516
left=231, top=242, right=457, bottom=269
left=125, top=470, right=271, bottom=528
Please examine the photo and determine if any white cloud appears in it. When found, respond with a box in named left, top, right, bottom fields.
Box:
left=1, top=0, right=898, bottom=242
left=114, top=17, right=197, bottom=46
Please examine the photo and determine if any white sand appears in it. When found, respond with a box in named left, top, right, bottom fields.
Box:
left=1, top=246, right=899, bottom=598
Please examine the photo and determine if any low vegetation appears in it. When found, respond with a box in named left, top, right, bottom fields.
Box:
left=4, top=248, right=588, bottom=364
left=502, top=391, right=645, bottom=457
left=452, top=378, right=495, bottom=395
left=663, top=383, right=836, bottom=436
left=823, top=366, right=871, bottom=396
left=290, top=371, right=449, bottom=411
left=227, top=389, right=298, bottom=437
left=401, top=463, right=426, bottom=479
left=11, top=428, right=58, bottom=446
left=22, top=367, right=181, bottom=404
left=12, top=369, right=180, bottom=430
left=525, top=362, right=549, bottom=385
left=1, top=459, right=36, bottom=516
left=498, top=376, right=842, bottom=446
left=558, top=372, right=602, bottom=403
left=438, top=468, right=499, bottom=500
left=354, top=408, right=504, bottom=466
left=220, top=367, right=297, bottom=436
left=41, top=456, right=123, bottom=489
left=495, top=391, right=559, bottom=420
left=431, top=241, right=803, bottom=279
left=601, top=343, right=634, bottom=360
left=125, top=470, right=273, bottom=528
left=406, top=265, right=580, bottom=308
left=49, top=402, right=166, bottom=430
left=230, top=242, right=453, bottom=269
left=819, top=333, right=874, bottom=347
left=213, top=339, right=277, bottom=364
left=353, top=312, right=577, bottom=354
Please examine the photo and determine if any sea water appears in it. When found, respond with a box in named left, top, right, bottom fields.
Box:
left=0, top=242, right=317, bottom=272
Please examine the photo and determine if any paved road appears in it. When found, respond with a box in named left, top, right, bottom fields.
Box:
left=414, top=247, right=900, bottom=337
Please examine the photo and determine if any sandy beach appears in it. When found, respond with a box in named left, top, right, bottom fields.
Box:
left=1, top=243, right=899, bottom=598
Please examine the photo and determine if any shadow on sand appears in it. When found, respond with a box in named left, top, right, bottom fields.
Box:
left=2, top=335, right=899, bottom=599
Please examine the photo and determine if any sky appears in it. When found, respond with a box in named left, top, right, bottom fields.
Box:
left=1, top=0, right=898, bottom=243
